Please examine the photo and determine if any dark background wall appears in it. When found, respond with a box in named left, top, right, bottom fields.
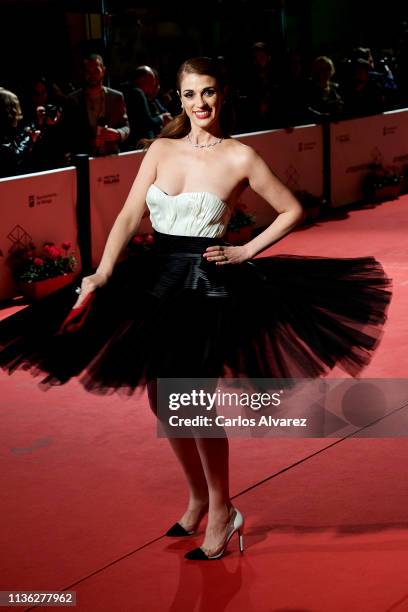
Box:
left=1, top=0, right=406, bottom=93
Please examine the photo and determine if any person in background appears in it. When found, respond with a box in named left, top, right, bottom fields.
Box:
left=22, top=76, right=65, bottom=123
left=242, top=42, right=279, bottom=130
left=67, top=54, right=130, bottom=156
left=277, top=50, right=310, bottom=127
left=21, top=76, right=69, bottom=171
left=342, top=58, right=385, bottom=118
left=305, top=56, right=344, bottom=121
left=394, top=21, right=408, bottom=106
left=0, top=88, right=41, bottom=178
left=122, top=65, right=172, bottom=150
left=350, top=47, right=398, bottom=109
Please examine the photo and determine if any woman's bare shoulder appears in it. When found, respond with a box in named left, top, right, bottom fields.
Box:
left=224, top=138, right=259, bottom=167
left=226, top=137, right=257, bottom=157
left=147, top=137, right=182, bottom=158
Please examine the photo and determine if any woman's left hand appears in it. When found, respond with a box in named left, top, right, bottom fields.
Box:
left=203, top=244, right=251, bottom=266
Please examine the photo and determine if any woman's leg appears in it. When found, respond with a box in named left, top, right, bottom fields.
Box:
left=147, top=380, right=209, bottom=530
left=146, top=359, right=233, bottom=551
left=193, top=436, right=233, bottom=554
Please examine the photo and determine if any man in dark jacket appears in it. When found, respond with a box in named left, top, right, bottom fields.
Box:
left=67, top=54, right=130, bottom=156
left=122, top=66, right=172, bottom=150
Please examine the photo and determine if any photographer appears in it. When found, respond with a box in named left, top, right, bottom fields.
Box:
left=22, top=76, right=69, bottom=171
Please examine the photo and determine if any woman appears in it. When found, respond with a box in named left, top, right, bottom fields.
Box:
left=0, top=57, right=392, bottom=561
left=0, top=88, right=40, bottom=178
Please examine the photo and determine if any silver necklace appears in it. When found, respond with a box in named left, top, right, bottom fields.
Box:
left=187, top=132, right=223, bottom=148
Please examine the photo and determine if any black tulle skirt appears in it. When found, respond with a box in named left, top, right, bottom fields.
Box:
left=0, top=231, right=392, bottom=397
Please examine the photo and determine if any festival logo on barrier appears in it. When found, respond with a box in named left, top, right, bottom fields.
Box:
left=285, top=165, right=300, bottom=191
left=383, top=126, right=397, bottom=136
left=27, top=192, right=58, bottom=207
left=335, top=133, right=350, bottom=143
left=97, top=173, right=120, bottom=185
left=7, top=225, right=32, bottom=254
left=345, top=147, right=383, bottom=175
left=298, top=141, right=316, bottom=152
left=371, top=147, right=384, bottom=166
left=393, top=153, right=408, bottom=163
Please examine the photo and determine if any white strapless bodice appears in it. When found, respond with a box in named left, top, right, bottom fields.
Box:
left=145, top=183, right=233, bottom=238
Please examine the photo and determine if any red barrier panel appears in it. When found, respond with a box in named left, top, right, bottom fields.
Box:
left=0, top=168, right=80, bottom=300
left=89, top=152, right=153, bottom=267
left=330, top=108, right=408, bottom=207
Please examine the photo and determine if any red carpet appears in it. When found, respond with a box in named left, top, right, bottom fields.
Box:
left=1, top=196, right=407, bottom=611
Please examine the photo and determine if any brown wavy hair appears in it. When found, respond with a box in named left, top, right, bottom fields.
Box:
left=139, top=56, right=234, bottom=149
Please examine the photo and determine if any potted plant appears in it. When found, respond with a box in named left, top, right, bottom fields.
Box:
left=225, top=202, right=256, bottom=244
left=9, top=240, right=78, bottom=300
left=363, top=163, right=402, bottom=202
left=295, top=190, right=325, bottom=223
left=401, top=164, right=408, bottom=194
left=127, top=233, right=155, bottom=252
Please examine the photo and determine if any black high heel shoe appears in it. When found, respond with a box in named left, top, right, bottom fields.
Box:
left=165, top=503, right=209, bottom=537
left=184, top=507, right=244, bottom=560
left=166, top=522, right=196, bottom=537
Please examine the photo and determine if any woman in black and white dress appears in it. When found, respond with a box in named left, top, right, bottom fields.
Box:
left=0, top=57, right=392, bottom=561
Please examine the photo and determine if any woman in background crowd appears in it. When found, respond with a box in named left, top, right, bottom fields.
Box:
left=0, top=88, right=40, bottom=178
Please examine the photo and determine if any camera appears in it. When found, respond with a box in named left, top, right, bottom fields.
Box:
left=44, top=104, right=61, bottom=120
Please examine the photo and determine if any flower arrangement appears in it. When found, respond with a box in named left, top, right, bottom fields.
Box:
left=365, top=164, right=402, bottom=190
left=372, top=164, right=402, bottom=188
left=294, top=190, right=323, bottom=208
left=226, top=202, right=256, bottom=233
left=9, top=241, right=77, bottom=284
left=402, top=164, right=408, bottom=194
left=127, top=233, right=155, bottom=253
left=294, top=190, right=325, bottom=222
left=363, top=164, right=402, bottom=201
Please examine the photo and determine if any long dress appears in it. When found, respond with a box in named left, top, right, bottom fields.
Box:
left=0, top=183, right=392, bottom=396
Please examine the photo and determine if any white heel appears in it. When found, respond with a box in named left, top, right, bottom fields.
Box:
left=185, top=506, right=245, bottom=560
left=238, top=529, right=244, bottom=553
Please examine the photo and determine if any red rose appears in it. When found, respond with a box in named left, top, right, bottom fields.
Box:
left=132, top=235, right=144, bottom=244
left=61, top=241, right=72, bottom=250
left=45, top=245, right=62, bottom=259
left=34, top=257, right=44, bottom=265
left=143, top=234, right=154, bottom=244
